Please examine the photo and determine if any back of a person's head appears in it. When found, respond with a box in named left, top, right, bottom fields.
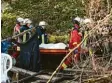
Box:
left=72, top=17, right=80, bottom=25
left=73, top=19, right=80, bottom=26
left=23, top=18, right=32, bottom=25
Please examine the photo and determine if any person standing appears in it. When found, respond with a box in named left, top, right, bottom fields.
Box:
left=13, top=17, right=24, bottom=43
left=60, top=19, right=82, bottom=70
left=69, top=19, right=82, bottom=61
left=37, top=21, right=48, bottom=44
left=19, top=19, right=40, bottom=72
left=20, top=18, right=32, bottom=42
left=12, top=19, right=32, bottom=61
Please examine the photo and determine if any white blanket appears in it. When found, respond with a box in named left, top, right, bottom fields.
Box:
left=39, top=43, right=67, bottom=49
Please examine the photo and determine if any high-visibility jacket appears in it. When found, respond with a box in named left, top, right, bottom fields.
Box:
left=20, top=25, right=31, bottom=43
left=19, top=32, right=40, bottom=72
left=83, top=31, right=88, bottom=48
left=36, top=26, right=48, bottom=45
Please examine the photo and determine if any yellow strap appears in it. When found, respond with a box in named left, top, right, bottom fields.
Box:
left=62, top=63, right=67, bottom=69
left=17, top=29, right=20, bottom=33
left=17, top=46, right=20, bottom=51
left=84, top=31, right=87, bottom=47
left=69, top=49, right=72, bottom=51
left=89, top=48, right=93, bottom=56
left=73, top=42, right=77, bottom=45
left=18, top=30, right=20, bottom=33
left=23, top=33, right=26, bottom=42
left=42, top=34, right=45, bottom=44
left=38, top=36, right=40, bottom=39
left=74, top=54, right=77, bottom=57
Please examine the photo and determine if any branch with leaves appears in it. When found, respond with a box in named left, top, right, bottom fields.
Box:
left=47, top=13, right=111, bottom=83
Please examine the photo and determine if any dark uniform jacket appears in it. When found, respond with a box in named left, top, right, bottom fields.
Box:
left=36, top=26, right=48, bottom=45
left=19, top=27, right=40, bottom=72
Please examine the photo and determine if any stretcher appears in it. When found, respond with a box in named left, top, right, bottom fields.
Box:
left=39, top=43, right=69, bottom=55
left=40, top=49, right=69, bottom=55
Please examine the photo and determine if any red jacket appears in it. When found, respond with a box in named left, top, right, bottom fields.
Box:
left=60, top=28, right=82, bottom=70
left=69, top=29, right=81, bottom=51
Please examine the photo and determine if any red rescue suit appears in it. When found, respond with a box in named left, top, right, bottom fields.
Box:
left=69, top=30, right=81, bottom=49
left=61, top=24, right=81, bottom=70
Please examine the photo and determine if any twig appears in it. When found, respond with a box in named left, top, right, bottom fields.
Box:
left=47, top=13, right=111, bottom=83
left=83, top=74, right=112, bottom=83
left=1, top=27, right=36, bottom=42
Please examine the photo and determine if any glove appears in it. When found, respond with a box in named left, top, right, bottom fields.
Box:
left=74, top=49, right=78, bottom=54
left=7, top=37, right=12, bottom=41
left=65, top=47, right=69, bottom=50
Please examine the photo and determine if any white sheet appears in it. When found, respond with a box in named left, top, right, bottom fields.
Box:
left=39, top=43, right=67, bottom=49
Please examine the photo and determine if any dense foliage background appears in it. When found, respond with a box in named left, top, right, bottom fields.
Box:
left=1, top=0, right=112, bottom=43
left=1, top=1, right=112, bottom=82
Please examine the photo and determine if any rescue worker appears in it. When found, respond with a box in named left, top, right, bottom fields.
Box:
left=20, top=18, right=32, bottom=43
left=11, top=19, right=33, bottom=63
left=60, top=19, right=82, bottom=70
left=19, top=19, right=40, bottom=72
left=10, top=18, right=23, bottom=64
left=13, top=17, right=24, bottom=43
left=83, top=18, right=92, bottom=49
left=37, top=21, right=48, bottom=44
left=3, top=18, right=23, bottom=62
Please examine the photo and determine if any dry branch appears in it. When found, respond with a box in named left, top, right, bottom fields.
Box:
left=11, top=66, right=61, bottom=81
left=47, top=13, right=111, bottom=83
left=1, top=27, right=36, bottom=42
left=83, top=74, right=112, bottom=83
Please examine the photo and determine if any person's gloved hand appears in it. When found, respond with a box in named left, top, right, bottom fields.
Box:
left=10, top=38, right=16, bottom=42
left=65, top=47, right=69, bottom=50
left=7, top=37, right=12, bottom=41
left=74, top=49, right=78, bottom=54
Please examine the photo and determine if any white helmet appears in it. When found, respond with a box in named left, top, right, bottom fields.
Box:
left=17, top=17, right=24, bottom=23
left=74, top=17, right=81, bottom=22
left=24, top=18, right=32, bottom=24
left=39, top=21, right=47, bottom=26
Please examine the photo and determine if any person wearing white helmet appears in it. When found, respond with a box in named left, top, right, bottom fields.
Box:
left=13, top=17, right=24, bottom=35
left=20, top=18, right=32, bottom=43
left=23, top=18, right=32, bottom=26
left=13, top=17, right=24, bottom=43
left=60, top=18, right=82, bottom=70
left=11, top=17, right=24, bottom=62
left=37, top=21, right=48, bottom=44
left=74, top=17, right=81, bottom=22
left=24, top=18, right=33, bottom=28
left=39, top=21, right=47, bottom=29
left=19, top=19, right=41, bottom=72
